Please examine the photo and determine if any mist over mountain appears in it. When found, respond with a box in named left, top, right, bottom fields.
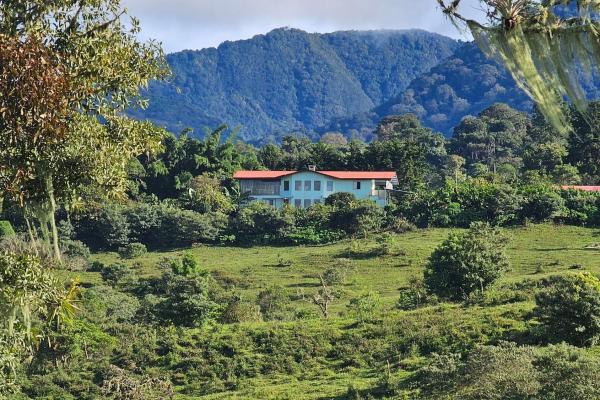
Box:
left=130, top=28, right=459, bottom=143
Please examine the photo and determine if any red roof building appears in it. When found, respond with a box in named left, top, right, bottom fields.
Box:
left=233, top=170, right=398, bottom=208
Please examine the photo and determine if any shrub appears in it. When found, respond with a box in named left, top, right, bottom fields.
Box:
left=221, top=294, right=261, bottom=323
left=75, top=204, right=131, bottom=250
left=519, top=184, right=565, bottom=222
left=232, top=202, right=294, bottom=244
left=534, top=273, right=600, bottom=347
left=81, top=285, right=141, bottom=324
left=118, top=243, right=148, bottom=259
left=157, top=273, right=221, bottom=327
left=99, top=263, right=135, bottom=287
left=168, top=252, right=205, bottom=276
left=257, top=286, right=292, bottom=321
left=323, top=265, right=348, bottom=286
left=424, top=222, right=509, bottom=300
left=397, top=276, right=434, bottom=310
left=347, top=292, right=382, bottom=324
left=325, top=192, right=356, bottom=208
left=329, top=200, right=385, bottom=235
left=388, top=217, right=417, bottom=234
left=0, top=221, right=15, bottom=238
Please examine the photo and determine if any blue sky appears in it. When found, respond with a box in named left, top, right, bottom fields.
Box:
left=121, top=0, right=483, bottom=53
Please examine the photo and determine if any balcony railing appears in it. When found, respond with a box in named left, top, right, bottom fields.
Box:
left=240, top=181, right=280, bottom=196
left=371, top=190, right=388, bottom=200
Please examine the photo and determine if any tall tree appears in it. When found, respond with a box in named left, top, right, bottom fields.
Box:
left=0, top=0, right=168, bottom=259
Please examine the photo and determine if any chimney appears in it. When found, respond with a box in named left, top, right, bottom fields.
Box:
left=308, top=165, right=317, bottom=172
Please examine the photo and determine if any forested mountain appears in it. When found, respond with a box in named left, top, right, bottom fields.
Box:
left=375, top=42, right=535, bottom=135
left=129, top=28, right=459, bottom=143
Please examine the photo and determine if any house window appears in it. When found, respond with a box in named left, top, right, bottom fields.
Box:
left=304, top=180, right=312, bottom=191
left=354, top=181, right=361, bottom=190
left=294, top=199, right=302, bottom=208
left=314, top=199, right=321, bottom=205
left=295, top=180, right=302, bottom=191
left=284, top=181, right=290, bottom=191
left=304, top=199, right=312, bottom=208
left=314, top=181, right=321, bottom=191
left=326, top=181, right=334, bottom=191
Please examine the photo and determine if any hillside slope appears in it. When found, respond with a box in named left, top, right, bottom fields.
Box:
left=130, top=28, right=459, bottom=143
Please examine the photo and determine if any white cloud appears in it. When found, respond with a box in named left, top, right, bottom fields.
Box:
left=121, top=0, right=484, bottom=52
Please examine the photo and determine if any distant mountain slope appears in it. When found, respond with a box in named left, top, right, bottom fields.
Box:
left=323, top=42, right=535, bottom=138
left=376, top=42, right=535, bottom=134
left=130, top=28, right=459, bottom=143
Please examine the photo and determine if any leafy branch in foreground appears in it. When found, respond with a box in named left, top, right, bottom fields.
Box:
left=437, top=0, right=600, bottom=134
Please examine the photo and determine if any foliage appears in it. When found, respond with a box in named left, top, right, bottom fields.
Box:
left=257, top=286, right=292, bottom=321
left=347, top=292, right=382, bottom=324
left=0, top=252, right=76, bottom=394
left=118, top=243, right=148, bottom=260
left=0, top=221, right=15, bottom=238
left=534, top=272, right=600, bottom=347
left=0, top=0, right=168, bottom=259
left=424, top=222, right=510, bottom=300
left=132, top=29, right=458, bottom=143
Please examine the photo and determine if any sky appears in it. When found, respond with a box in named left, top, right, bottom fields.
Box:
left=121, top=0, right=484, bottom=53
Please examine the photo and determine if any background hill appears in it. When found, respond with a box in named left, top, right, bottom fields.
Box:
left=131, top=27, right=600, bottom=142
left=129, top=28, right=459, bottom=143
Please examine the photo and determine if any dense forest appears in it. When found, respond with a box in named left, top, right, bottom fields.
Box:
left=129, top=28, right=459, bottom=143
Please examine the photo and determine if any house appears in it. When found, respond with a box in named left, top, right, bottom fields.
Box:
left=233, top=168, right=398, bottom=208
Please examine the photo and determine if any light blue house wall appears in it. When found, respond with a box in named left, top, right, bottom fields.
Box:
left=246, top=171, right=391, bottom=208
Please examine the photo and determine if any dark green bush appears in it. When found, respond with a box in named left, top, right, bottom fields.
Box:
left=534, top=273, right=600, bottom=347
left=118, top=242, right=148, bottom=259
left=424, top=223, right=510, bottom=300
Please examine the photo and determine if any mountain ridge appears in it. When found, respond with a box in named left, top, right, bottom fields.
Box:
left=130, top=28, right=460, bottom=143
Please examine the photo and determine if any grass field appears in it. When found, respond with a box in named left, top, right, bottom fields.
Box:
left=78, top=224, right=600, bottom=399
left=89, top=224, right=600, bottom=314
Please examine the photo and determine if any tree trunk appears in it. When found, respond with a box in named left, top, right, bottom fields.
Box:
left=45, top=176, right=61, bottom=262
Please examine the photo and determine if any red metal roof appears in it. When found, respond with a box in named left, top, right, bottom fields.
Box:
left=561, top=186, right=600, bottom=192
left=317, top=171, right=397, bottom=180
left=233, top=170, right=397, bottom=180
left=233, top=171, right=297, bottom=179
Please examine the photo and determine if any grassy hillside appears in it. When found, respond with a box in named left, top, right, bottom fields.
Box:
left=62, top=224, right=600, bottom=399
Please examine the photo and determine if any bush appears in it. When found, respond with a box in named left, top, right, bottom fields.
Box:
left=347, top=292, right=382, bottom=323
left=329, top=200, right=385, bottom=235
left=59, top=239, right=90, bottom=260
left=0, top=221, right=15, bottom=238
left=232, top=202, right=294, bottom=244
left=325, top=192, right=356, bottom=208
left=534, top=273, right=600, bottom=347
left=257, top=286, right=292, bottom=321
left=168, top=252, right=205, bottom=276
left=118, top=243, right=148, bottom=259
left=99, top=263, right=135, bottom=287
left=519, top=184, right=564, bottom=222
left=424, top=223, right=509, bottom=301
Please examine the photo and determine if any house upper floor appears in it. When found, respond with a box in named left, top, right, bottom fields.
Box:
left=233, top=169, right=398, bottom=208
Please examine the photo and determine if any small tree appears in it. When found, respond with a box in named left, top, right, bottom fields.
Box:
left=424, top=222, right=509, bottom=300
left=347, top=291, right=382, bottom=324
left=534, top=273, right=600, bottom=347
left=313, top=276, right=335, bottom=318
left=257, top=286, right=291, bottom=321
